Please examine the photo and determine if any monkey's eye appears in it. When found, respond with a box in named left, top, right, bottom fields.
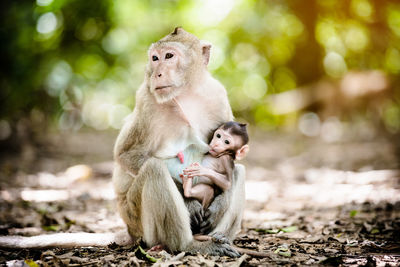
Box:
left=225, top=140, right=230, bottom=145
left=152, top=55, right=159, bottom=61
left=216, top=133, right=221, bottom=138
left=165, top=53, right=174, bottom=59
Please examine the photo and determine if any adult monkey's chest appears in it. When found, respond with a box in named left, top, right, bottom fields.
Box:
left=155, top=95, right=218, bottom=182
left=178, top=95, right=216, bottom=138
left=153, top=96, right=213, bottom=158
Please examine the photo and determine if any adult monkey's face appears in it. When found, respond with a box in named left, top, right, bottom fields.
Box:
left=146, top=27, right=211, bottom=104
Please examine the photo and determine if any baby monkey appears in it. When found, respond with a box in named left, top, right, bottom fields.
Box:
left=181, top=121, right=249, bottom=209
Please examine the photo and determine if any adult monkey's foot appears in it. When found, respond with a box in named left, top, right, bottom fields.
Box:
left=189, top=240, right=241, bottom=257
left=214, top=243, right=240, bottom=257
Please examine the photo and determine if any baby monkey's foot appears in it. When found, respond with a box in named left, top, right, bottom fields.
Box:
left=210, top=232, right=230, bottom=244
left=180, top=174, right=193, bottom=194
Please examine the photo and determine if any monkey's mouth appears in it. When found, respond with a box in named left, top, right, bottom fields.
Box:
left=209, top=149, right=217, bottom=156
left=155, top=85, right=173, bottom=91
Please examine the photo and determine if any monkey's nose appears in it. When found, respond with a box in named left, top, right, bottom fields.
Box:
left=157, top=73, right=162, bottom=77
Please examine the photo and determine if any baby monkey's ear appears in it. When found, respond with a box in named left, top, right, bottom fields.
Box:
left=235, top=144, right=249, bottom=160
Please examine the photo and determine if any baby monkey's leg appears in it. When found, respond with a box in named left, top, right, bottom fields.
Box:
left=181, top=176, right=214, bottom=209
left=200, top=184, right=214, bottom=209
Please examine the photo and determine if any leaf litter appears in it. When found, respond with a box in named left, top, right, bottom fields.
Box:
left=0, top=130, right=399, bottom=266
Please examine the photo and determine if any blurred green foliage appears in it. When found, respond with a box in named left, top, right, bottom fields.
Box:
left=1, top=0, right=400, bottom=136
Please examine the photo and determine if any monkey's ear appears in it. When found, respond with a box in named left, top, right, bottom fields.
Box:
left=235, top=144, right=249, bottom=161
left=200, top=40, right=212, bottom=65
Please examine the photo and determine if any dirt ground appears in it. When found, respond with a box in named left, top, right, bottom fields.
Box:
left=0, top=125, right=399, bottom=266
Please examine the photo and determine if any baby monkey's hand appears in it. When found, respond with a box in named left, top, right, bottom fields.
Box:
left=183, top=163, right=209, bottom=178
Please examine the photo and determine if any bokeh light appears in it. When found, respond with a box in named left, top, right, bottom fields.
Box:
left=387, top=6, right=400, bottom=37
left=320, top=117, right=343, bottom=143
left=351, top=0, right=373, bottom=21
left=1, top=0, right=399, bottom=135
left=36, top=12, right=58, bottom=34
left=242, top=74, right=267, bottom=100
left=385, top=48, right=400, bottom=74
left=45, top=61, right=72, bottom=97
left=343, top=22, right=369, bottom=53
left=102, top=28, right=130, bottom=55
left=36, top=0, right=53, bottom=7
left=298, top=112, right=321, bottom=137
left=323, top=52, right=348, bottom=78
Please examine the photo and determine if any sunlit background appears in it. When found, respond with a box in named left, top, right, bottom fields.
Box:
left=1, top=0, right=400, bottom=141
left=1, top=2, right=400, bottom=263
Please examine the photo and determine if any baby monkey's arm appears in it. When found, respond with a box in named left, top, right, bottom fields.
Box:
left=183, top=162, right=231, bottom=191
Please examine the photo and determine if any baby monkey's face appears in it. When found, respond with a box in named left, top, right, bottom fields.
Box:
left=209, top=128, right=241, bottom=157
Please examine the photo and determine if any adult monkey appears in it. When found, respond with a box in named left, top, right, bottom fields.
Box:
left=0, top=28, right=249, bottom=255
left=112, top=27, right=246, bottom=256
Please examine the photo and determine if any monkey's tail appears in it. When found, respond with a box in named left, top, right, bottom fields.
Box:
left=234, top=246, right=271, bottom=258
left=0, top=232, right=133, bottom=249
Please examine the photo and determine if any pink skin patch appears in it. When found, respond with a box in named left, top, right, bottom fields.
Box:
left=148, top=244, right=166, bottom=252
left=177, top=151, right=184, bottom=164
